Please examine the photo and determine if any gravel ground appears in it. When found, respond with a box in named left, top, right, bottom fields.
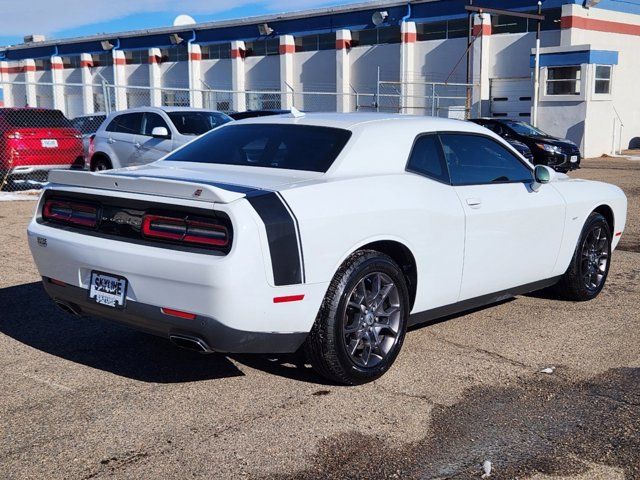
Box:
left=0, top=157, right=638, bottom=479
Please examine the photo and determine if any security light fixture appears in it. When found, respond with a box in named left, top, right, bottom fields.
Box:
left=372, top=10, right=389, bottom=26
left=258, top=23, right=274, bottom=36
left=101, top=40, right=114, bottom=50
left=583, top=0, right=601, bottom=7
left=169, top=33, right=184, bottom=45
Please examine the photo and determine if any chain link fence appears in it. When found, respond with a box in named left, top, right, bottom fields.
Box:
left=0, top=78, right=478, bottom=192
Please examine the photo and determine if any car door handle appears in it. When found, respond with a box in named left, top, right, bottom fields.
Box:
left=466, top=198, right=482, bottom=208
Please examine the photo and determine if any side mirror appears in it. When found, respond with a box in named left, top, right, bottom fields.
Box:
left=531, top=165, right=552, bottom=192
left=151, top=126, right=170, bottom=139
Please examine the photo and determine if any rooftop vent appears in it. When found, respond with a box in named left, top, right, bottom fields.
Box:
left=23, top=34, right=46, bottom=44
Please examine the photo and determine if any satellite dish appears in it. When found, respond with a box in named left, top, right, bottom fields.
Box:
left=173, top=14, right=196, bottom=27
left=372, top=10, right=389, bottom=26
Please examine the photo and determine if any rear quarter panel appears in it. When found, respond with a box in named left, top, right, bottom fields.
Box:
left=280, top=173, right=466, bottom=313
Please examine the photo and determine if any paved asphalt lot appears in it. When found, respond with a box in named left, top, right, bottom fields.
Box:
left=0, top=157, right=638, bottom=479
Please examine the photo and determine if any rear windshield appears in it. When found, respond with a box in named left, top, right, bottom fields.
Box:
left=164, top=124, right=352, bottom=172
left=167, top=111, right=232, bottom=136
left=2, top=109, right=73, bottom=128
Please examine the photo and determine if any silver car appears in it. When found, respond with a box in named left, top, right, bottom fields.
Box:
left=89, top=107, right=232, bottom=171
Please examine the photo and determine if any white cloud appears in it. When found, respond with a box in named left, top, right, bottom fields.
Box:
left=0, top=0, right=356, bottom=37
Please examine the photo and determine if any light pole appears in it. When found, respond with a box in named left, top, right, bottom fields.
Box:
left=532, top=0, right=542, bottom=127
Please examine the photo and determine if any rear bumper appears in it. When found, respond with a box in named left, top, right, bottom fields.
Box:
left=43, top=279, right=308, bottom=353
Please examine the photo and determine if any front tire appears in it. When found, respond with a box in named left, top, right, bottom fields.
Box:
left=305, top=250, right=410, bottom=385
left=554, top=212, right=612, bottom=301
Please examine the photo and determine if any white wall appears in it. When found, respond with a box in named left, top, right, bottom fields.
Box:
left=489, top=31, right=561, bottom=80
left=350, top=43, right=400, bottom=93
left=202, top=59, right=232, bottom=90
left=245, top=55, right=279, bottom=90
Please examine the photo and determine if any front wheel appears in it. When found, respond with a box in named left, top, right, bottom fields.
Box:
left=553, top=212, right=612, bottom=301
left=305, top=250, right=410, bottom=385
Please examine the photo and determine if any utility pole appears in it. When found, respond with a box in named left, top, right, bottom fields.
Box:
left=532, top=0, right=542, bottom=127
left=465, top=0, right=473, bottom=116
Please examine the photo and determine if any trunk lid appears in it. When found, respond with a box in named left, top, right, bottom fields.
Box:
left=48, top=161, right=322, bottom=204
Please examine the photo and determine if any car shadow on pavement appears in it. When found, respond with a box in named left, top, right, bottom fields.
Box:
left=0, top=281, right=244, bottom=383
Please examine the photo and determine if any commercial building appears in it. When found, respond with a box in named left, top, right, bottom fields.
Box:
left=0, top=0, right=638, bottom=157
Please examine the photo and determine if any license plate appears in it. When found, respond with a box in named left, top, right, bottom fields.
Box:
left=41, top=139, right=58, bottom=148
left=89, top=271, right=127, bottom=309
left=570, top=155, right=578, bottom=163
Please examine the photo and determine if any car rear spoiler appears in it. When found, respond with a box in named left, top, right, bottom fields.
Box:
left=47, top=170, right=247, bottom=204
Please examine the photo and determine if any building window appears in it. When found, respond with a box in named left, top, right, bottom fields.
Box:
left=201, top=43, right=231, bottom=59
left=92, top=53, right=113, bottom=67
left=124, top=50, right=148, bottom=65
left=594, top=65, right=612, bottom=94
left=34, top=58, right=51, bottom=71
left=528, top=8, right=562, bottom=31
left=160, top=45, right=188, bottom=62
left=351, top=26, right=401, bottom=46
left=244, top=38, right=280, bottom=57
left=492, top=14, right=528, bottom=34
left=294, top=33, right=335, bottom=52
left=416, top=18, right=468, bottom=41
left=61, top=56, right=81, bottom=69
left=546, top=66, right=581, bottom=95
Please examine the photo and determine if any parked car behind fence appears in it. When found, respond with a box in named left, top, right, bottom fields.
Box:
left=0, top=108, right=83, bottom=191
left=90, top=107, right=232, bottom=171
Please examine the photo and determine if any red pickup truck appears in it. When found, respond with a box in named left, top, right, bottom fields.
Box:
left=0, top=108, right=84, bottom=184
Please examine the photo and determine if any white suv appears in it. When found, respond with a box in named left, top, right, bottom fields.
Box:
left=89, top=107, right=232, bottom=171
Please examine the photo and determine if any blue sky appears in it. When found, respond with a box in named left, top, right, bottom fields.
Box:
left=0, top=0, right=365, bottom=47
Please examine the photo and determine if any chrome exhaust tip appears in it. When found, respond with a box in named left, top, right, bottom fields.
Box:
left=169, top=334, right=213, bottom=354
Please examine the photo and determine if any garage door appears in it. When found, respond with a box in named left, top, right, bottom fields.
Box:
left=490, top=78, right=532, bottom=119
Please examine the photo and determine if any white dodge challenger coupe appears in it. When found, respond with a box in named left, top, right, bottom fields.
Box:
left=27, top=113, right=627, bottom=384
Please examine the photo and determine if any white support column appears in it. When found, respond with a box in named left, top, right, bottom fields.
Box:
left=0, top=61, right=8, bottom=107
left=148, top=48, right=162, bottom=107
left=471, top=13, right=492, bottom=117
left=112, top=50, right=127, bottom=111
left=335, top=29, right=352, bottom=113
left=400, top=21, right=417, bottom=114
left=230, top=40, right=246, bottom=112
left=279, top=35, right=295, bottom=109
left=80, top=54, right=94, bottom=114
left=50, top=57, right=65, bottom=113
left=189, top=43, right=203, bottom=108
left=24, top=59, right=37, bottom=108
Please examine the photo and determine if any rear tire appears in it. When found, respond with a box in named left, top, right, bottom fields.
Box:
left=553, top=212, right=612, bottom=301
left=91, top=156, right=112, bottom=172
left=304, top=250, right=409, bottom=385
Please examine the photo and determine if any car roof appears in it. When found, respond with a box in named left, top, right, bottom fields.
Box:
left=233, top=112, right=488, bottom=133
left=113, top=106, right=226, bottom=114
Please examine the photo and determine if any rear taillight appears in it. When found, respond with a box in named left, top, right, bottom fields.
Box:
left=87, top=134, right=96, bottom=161
left=7, top=131, right=22, bottom=140
left=42, top=199, right=99, bottom=228
left=142, top=214, right=229, bottom=248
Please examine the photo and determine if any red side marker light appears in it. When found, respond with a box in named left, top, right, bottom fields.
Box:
left=49, top=278, right=67, bottom=287
left=615, top=232, right=622, bottom=237
left=273, top=294, right=305, bottom=304
left=161, top=307, right=197, bottom=320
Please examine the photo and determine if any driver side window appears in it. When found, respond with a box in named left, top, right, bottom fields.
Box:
left=439, top=134, right=533, bottom=186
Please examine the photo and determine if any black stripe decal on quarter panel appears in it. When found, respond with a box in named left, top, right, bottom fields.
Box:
left=248, top=192, right=302, bottom=286
left=276, top=192, right=306, bottom=283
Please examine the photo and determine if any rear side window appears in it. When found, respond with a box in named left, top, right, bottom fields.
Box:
left=406, top=134, right=449, bottom=183
left=106, top=113, right=143, bottom=134
left=439, top=134, right=532, bottom=185
left=2, top=109, right=72, bottom=128
left=164, top=124, right=352, bottom=172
